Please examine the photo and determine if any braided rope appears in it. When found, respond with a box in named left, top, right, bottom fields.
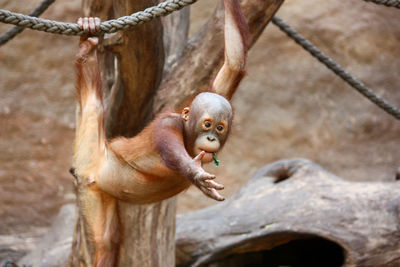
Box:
left=0, top=0, right=398, bottom=119
left=0, top=0, right=55, bottom=45
left=0, top=0, right=398, bottom=37
left=272, top=16, right=400, bottom=120
left=0, top=0, right=197, bottom=36
left=363, top=0, right=400, bottom=8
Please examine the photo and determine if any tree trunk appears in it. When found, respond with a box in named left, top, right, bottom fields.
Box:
left=68, top=1, right=186, bottom=266
left=176, top=159, right=400, bottom=267
left=154, top=0, right=284, bottom=113
left=68, top=0, right=283, bottom=266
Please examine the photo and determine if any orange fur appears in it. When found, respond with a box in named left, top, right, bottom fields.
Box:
left=73, top=40, right=190, bottom=266
left=211, top=0, right=248, bottom=100
left=72, top=0, right=248, bottom=265
left=93, top=195, right=120, bottom=267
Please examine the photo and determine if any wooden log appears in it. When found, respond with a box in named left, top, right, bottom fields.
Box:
left=67, top=0, right=187, bottom=266
left=176, top=159, right=400, bottom=266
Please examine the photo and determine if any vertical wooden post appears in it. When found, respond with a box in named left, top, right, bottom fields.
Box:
left=68, top=0, right=190, bottom=266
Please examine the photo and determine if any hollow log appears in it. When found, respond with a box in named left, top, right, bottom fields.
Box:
left=176, top=159, right=400, bottom=267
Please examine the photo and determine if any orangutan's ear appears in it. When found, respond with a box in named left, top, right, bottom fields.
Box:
left=181, top=107, right=190, bottom=121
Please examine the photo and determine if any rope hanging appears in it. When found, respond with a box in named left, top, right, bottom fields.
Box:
left=0, top=0, right=198, bottom=36
left=0, top=0, right=399, bottom=120
left=272, top=16, right=400, bottom=120
left=0, top=0, right=55, bottom=45
left=0, top=0, right=398, bottom=38
left=363, top=0, right=400, bottom=8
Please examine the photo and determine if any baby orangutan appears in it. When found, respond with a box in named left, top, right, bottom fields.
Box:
left=73, top=0, right=247, bottom=265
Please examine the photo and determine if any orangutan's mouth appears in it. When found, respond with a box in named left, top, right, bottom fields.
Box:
left=196, top=148, right=215, bottom=163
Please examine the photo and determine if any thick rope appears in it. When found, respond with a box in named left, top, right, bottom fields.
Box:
left=363, top=0, right=400, bottom=8
left=0, top=0, right=55, bottom=46
left=0, top=0, right=197, bottom=36
left=272, top=16, right=400, bottom=120
left=0, top=0, right=397, bottom=38
left=0, top=0, right=398, bottom=119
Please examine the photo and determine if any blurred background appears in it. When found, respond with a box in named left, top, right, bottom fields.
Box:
left=0, top=0, right=399, bottom=259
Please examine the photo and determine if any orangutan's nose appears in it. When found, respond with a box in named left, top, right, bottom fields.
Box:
left=207, top=136, right=216, bottom=142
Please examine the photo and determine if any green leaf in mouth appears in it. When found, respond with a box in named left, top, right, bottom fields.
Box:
left=213, top=152, right=220, bottom=167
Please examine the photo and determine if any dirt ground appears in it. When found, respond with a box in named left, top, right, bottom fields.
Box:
left=0, top=0, right=399, bottom=261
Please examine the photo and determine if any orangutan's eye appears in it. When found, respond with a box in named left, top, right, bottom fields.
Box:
left=216, top=124, right=226, bottom=134
left=203, top=121, right=212, bottom=129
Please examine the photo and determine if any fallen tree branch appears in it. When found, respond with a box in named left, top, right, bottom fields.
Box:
left=176, top=159, right=400, bottom=266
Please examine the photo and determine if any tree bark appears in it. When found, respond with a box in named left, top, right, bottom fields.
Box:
left=21, top=159, right=400, bottom=266
left=154, top=0, right=284, bottom=113
left=68, top=0, right=181, bottom=266
left=68, top=0, right=284, bottom=266
left=176, top=159, right=400, bottom=267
